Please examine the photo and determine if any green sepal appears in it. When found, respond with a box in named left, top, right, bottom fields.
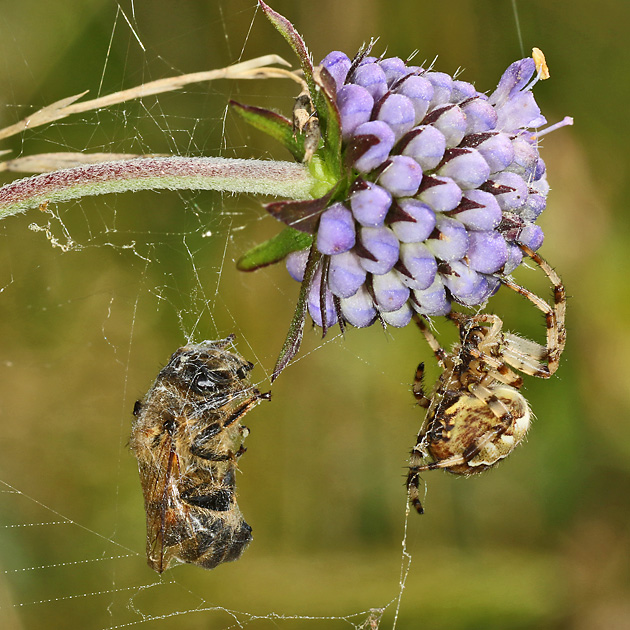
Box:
left=229, top=100, right=306, bottom=162
left=312, top=66, right=343, bottom=180
left=264, top=182, right=338, bottom=234
left=236, top=227, right=312, bottom=271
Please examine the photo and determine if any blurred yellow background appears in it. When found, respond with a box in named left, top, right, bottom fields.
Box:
left=0, top=0, right=628, bottom=628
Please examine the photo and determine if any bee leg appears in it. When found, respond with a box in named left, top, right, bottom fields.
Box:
left=222, top=389, right=271, bottom=429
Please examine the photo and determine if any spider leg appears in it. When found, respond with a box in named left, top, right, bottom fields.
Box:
left=452, top=312, right=502, bottom=337
left=523, top=245, right=567, bottom=372
left=407, top=470, right=425, bottom=514
left=500, top=245, right=566, bottom=377
left=412, top=362, right=431, bottom=408
left=412, top=313, right=448, bottom=367
left=446, top=313, right=524, bottom=387
left=466, top=347, right=523, bottom=388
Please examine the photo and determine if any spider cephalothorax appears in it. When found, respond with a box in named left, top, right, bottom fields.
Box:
left=407, top=245, right=566, bottom=513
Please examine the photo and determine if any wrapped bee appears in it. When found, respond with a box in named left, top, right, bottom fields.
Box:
left=407, top=245, right=566, bottom=513
left=130, top=335, right=270, bottom=573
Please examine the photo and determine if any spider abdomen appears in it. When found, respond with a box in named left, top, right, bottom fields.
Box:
left=427, top=385, right=531, bottom=475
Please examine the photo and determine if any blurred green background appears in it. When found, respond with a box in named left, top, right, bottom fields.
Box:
left=0, top=0, right=628, bottom=628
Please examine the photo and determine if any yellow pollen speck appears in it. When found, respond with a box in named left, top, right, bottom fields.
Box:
left=532, top=48, right=550, bottom=80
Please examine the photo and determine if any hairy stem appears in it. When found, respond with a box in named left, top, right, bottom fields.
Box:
left=0, top=156, right=316, bottom=219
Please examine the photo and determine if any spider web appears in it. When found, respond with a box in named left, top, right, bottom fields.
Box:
left=0, top=2, right=555, bottom=629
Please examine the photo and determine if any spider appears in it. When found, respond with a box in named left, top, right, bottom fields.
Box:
left=407, top=244, right=566, bottom=514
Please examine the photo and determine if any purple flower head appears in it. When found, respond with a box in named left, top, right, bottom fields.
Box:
left=243, top=17, right=568, bottom=372
left=271, top=48, right=566, bottom=334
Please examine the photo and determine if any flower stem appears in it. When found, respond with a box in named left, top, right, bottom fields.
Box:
left=0, top=156, right=316, bottom=219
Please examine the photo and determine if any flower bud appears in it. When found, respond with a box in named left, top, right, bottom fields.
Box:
left=316, top=203, right=355, bottom=255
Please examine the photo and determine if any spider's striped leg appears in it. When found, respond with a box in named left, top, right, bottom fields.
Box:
left=406, top=468, right=426, bottom=515
left=412, top=313, right=448, bottom=367
left=500, top=245, right=567, bottom=377
left=467, top=347, right=523, bottom=388
left=406, top=466, right=427, bottom=515
left=412, top=362, right=432, bottom=408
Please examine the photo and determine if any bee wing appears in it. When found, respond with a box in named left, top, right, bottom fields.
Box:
left=140, top=433, right=193, bottom=573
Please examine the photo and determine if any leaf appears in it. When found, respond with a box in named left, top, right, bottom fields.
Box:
left=312, top=66, right=343, bottom=179
left=229, top=100, right=305, bottom=162
left=258, top=1, right=317, bottom=106
left=258, top=2, right=344, bottom=181
left=272, top=242, right=322, bottom=381
left=236, top=227, right=312, bottom=271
